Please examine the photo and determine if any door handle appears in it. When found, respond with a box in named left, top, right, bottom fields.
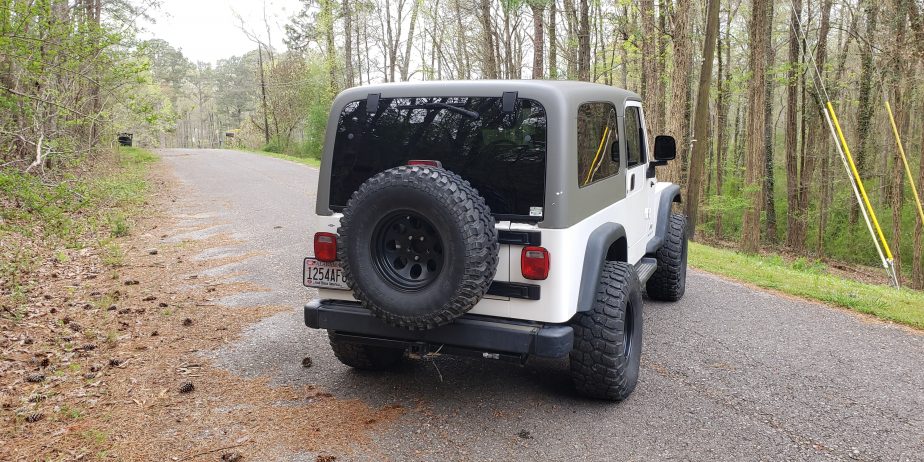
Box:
left=630, top=174, right=636, bottom=191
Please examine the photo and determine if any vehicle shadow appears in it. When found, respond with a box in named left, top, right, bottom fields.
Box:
left=318, top=295, right=669, bottom=408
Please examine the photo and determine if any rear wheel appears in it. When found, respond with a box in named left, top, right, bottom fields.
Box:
left=569, top=262, right=643, bottom=401
left=328, top=332, right=405, bottom=371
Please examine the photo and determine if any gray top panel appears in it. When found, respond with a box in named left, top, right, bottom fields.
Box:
left=316, top=80, right=644, bottom=229
left=330, top=80, right=640, bottom=114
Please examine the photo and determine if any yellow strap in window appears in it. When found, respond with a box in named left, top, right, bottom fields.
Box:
left=583, top=126, right=610, bottom=186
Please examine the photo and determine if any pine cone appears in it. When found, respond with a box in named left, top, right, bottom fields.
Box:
left=178, top=382, right=195, bottom=394
left=221, top=452, right=242, bottom=462
left=26, top=373, right=45, bottom=383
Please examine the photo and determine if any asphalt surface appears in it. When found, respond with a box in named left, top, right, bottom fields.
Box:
left=159, top=148, right=924, bottom=462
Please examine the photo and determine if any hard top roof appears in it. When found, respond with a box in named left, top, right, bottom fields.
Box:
left=334, top=80, right=642, bottom=107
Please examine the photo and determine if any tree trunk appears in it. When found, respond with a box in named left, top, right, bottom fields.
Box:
left=322, top=0, right=337, bottom=91
left=784, top=0, right=802, bottom=249
left=257, top=44, right=270, bottom=144
left=343, top=0, right=354, bottom=87
left=715, top=7, right=731, bottom=240
left=715, top=8, right=732, bottom=239
left=733, top=103, right=743, bottom=170
left=887, top=0, right=909, bottom=284
left=400, top=0, right=420, bottom=81
left=914, top=102, right=924, bottom=289
left=548, top=1, right=557, bottom=79
left=640, top=0, right=662, bottom=138
left=453, top=0, right=471, bottom=79
left=563, top=0, right=578, bottom=78
left=741, top=0, right=770, bottom=253
left=684, top=0, right=719, bottom=238
left=801, top=0, right=832, bottom=254
left=762, top=0, right=777, bottom=244
left=479, top=0, right=499, bottom=79
left=384, top=0, right=398, bottom=82
left=665, top=0, right=692, bottom=186
left=850, top=0, right=878, bottom=225
left=531, top=3, right=545, bottom=79
left=577, top=0, right=590, bottom=80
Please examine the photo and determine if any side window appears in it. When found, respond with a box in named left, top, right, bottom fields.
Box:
left=624, top=106, right=646, bottom=168
left=577, top=102, right=620, bottom=187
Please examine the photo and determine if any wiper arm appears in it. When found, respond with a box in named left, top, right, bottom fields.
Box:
left=396, top=102, right=480, bottom=119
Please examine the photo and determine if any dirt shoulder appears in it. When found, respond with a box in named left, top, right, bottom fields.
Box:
left=1, top=155, right=402, bottom=461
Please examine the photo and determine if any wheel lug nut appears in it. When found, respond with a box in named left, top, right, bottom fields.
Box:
left=419, top=236, right=425, bottom=241
left=414, top=256, right=420, bottom=261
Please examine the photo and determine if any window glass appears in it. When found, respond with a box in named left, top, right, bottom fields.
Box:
left=577, top=102, right=619, bottom=187
left=329, top=97, right=547, bottom=219
left=625, top=106, right=646, bottom=168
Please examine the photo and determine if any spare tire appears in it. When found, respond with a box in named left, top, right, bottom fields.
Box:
left=338, top=165, right=499, bottom=330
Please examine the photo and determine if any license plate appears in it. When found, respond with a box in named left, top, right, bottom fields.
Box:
left=303, top=258, right=349, bottom=290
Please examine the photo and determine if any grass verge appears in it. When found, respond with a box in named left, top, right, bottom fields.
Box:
left=688, top=242, right=924, bottom=330
left=234, top=148, right=320, bottom=167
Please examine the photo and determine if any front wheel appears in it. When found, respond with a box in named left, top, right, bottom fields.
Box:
left=569, top=261, right=643, bottom=401
left=328, top=332, right=405, bottom=371
left=646, top=213, right=688, bottom=301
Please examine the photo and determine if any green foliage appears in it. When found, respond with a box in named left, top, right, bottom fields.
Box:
left=108, top=213, right=130, bottom=237
left=1, top=1, right=165, bottom=167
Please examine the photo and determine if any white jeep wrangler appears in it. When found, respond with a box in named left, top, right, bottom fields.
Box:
left=303, top=81, right=687, bottom=401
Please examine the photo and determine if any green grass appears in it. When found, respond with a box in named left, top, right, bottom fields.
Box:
left=688, top=242, right=924, bottom=330
left=234, top=148, right=321, bottom=167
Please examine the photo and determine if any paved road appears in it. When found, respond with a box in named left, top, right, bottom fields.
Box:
left=159, top=149, right=924, bottom=461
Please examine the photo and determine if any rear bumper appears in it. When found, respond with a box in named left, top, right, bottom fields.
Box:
left=304, top=299, right=573, bottom=359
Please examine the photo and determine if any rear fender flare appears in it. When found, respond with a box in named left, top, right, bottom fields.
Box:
left=576, top=223, right=627, bottom=313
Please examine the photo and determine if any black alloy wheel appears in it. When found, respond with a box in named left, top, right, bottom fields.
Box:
left=371, top=211, right=445, bottom=291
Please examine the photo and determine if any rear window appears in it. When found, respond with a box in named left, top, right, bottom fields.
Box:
left=577, top=102, right=619, bottom=187
left=329, top=96, right=547, bottom=220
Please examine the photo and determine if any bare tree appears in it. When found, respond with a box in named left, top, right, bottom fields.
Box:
left=640, top=0, right=662, bottom=137
left=684, top=0, right=720, bottom=235
left=665, top=0, right=693, bottom=185
left=478, top=0, right=500, bottom=78
left=530, top=1, right=546, bottom=79
left=741, top=0, right=771, bottom=252
left=343, top=0, right=355, bottom=87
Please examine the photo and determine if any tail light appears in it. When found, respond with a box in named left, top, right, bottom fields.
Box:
left=314, top=232, right=338, bottom=262
left=408, top=160, right=443, bottom=168
left=521, top=246, right=550, bottom=280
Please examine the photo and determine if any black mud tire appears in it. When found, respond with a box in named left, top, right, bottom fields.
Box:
left=338, top=166, right=499, bottom=330
left=646, top=213, right=688, bottom=302
left=569, top=262, right=643, bottom=401
left=328, top=332, right=405, bottom=371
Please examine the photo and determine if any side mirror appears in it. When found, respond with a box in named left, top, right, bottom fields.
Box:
left=654, top=135, right=676, bottom=161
